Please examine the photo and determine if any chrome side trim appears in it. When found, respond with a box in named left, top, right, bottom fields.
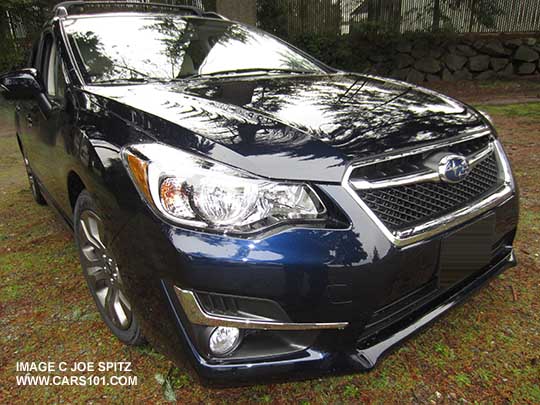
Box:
left=350, top=138, right=495, bottom=191
left=174, top=287, right=349, bottom=330
left=343, top=139, right=514, bottom=247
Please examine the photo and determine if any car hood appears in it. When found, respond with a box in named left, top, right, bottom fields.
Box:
left=84, top=73, right=485, bottom=182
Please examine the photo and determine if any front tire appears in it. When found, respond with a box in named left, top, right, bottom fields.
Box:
left=74, top=190, right=145, bottom=346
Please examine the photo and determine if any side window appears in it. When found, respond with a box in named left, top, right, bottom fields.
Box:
left=47, top=44, right=57, bottom=96
left=41, top=34, right=66, bottom=101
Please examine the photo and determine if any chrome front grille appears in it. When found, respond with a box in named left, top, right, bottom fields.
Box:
left=351, top=135, right=491, bottom=184
left=343, top=129, right=515, bottom=247
left=356, top=153, right=500, bottom=231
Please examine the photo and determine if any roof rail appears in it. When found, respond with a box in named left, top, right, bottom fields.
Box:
left=52, top=1, right=204, bottom=17
left=202, top=11, right=227, bottom=20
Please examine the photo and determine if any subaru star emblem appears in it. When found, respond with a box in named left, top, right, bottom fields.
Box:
left=438, top=154, right=470, bottom=183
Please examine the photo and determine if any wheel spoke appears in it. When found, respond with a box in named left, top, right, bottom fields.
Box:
left=115, top=290, right=131, bottom=329
left=80, top=213, right=106, bottom=252
left=104, top=287, right=129, bottom=329
left=95, top=284, right=109, bottom=307
left=80, top=245, right=102, bottom=264
left=86, top=266, right=109, bottom=287
left=118, top=290, right=132, bottom=312
left=78, top=212, right=107, bottom=263
left=105, top=286, right=120, bottom=326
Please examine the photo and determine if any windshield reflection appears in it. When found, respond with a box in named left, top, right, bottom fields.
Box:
left=62, top=15, right=323, bottom=83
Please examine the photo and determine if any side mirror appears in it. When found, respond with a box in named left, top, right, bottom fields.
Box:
left=0, top=68, right=43, bottom=100
left=0, top=68, right=52, bottom=116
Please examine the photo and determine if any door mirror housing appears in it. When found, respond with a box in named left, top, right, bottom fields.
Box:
left=0, top=68, right=52, bottom=117
left=0, top=68, right=43, bottom=100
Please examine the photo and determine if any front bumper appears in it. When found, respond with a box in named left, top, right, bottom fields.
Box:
left=167, top=249, right=516, bottom=384
left=111, top=180, right=518, bottom=384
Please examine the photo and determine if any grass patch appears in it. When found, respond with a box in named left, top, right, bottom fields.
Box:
left=475, top=102, right=540, bottom=120
left=454, top=373, right=472, bottom=387
left=0, top=101, right=15, bottom=126
left=0, top=283, right=25, bottom=301
left=520, top=211, right=540, bottom=232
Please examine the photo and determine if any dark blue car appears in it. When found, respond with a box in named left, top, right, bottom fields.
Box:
left=0, top=2, right=518, bottom=385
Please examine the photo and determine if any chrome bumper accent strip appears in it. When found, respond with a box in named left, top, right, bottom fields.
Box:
left=343, top=139, right=515, bottom=247
left=174, top=287, right=349, bottom=330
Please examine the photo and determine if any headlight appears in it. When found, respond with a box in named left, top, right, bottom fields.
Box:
left=122, top=144, right=326, bottom=234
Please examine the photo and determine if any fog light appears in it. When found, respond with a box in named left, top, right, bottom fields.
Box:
left=208, top=326, right=242, bottom=356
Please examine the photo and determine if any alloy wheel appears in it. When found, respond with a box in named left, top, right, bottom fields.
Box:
left=77, top=210, right=132, bottom=330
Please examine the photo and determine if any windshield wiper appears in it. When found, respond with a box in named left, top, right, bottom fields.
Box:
left=91, top=63, right=165, bottom=85
left=177, top=68, right=318, bottom=80
left=91, top=77, right=153, bottom=85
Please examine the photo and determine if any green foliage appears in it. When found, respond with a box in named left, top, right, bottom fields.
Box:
left=405, top=0, right=505, bottom=32
left=343, top=384, right=359, bottom=398
left=258, top=0, right=341, bottom=39
left=290, top=33, right=367, bottom=72
left=257, top=0, right=289, bottom=39
left=0, top=0, right=57, bottom=72
left=476, top=102, right=540, bottom=119
left=444, top=0, right=504, bottom=29
left=454, top=373, right=472, bottom=387
left=0, top=40, right=24, bottom=73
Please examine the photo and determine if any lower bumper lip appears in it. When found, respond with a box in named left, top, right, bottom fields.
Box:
left=355, top=249, right=517, bottom=369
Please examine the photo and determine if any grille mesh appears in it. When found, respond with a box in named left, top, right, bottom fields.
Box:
left=356, top=153, right=501, bottom=231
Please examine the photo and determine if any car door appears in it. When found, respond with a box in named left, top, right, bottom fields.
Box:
left=17, top=38, right=43, bottom=176
left=32, top=32, right=70, bottom=210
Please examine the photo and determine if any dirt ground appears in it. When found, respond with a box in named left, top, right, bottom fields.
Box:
left=0, top=81, right=539, bottom=403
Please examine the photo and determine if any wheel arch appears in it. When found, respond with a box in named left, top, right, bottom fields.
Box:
left=67, top=170, right=86, bottom=213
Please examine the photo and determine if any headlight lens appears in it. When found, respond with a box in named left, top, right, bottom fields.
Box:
left=122, top=144, right=326, bottom=234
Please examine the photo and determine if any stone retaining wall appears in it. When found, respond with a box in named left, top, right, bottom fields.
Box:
left=363, top=35, right=540, bottom=82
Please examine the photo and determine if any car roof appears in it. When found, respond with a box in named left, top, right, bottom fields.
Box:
left=62, top=12, right=226, bottom=22
left=52, top=1, right=226, bottom=21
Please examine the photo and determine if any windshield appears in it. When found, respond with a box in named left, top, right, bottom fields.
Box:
left=62, top=14, right=324, bottom=83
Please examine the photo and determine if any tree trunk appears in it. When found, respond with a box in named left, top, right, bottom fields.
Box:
left=432, top=0, right=441, bottom=32
left=0, top=9, right=10, bottom=40
left=469, top=0, right=477, bottom=32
